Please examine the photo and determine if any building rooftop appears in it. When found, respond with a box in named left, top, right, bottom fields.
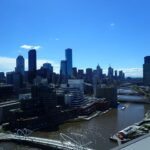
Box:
left=111, top=133, right=150, bottom=150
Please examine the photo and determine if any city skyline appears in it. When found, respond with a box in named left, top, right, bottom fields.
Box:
left=0, top=0, right=150, bottom=77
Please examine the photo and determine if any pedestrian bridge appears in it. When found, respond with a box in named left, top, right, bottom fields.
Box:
left=0, top=132, right=93, bottom=150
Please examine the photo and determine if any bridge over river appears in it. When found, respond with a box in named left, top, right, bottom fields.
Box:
left=0, top=132, right=93, bottom=150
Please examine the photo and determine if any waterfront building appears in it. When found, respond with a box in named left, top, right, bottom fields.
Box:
left=143, top=56, right=150, bottom=85
left=28, top=49, right=37, bottom=83
left=68, top=79, right=84, bottom=93
left=65, top=88, right=85, bottom=107
left=31, top=85, right=57, bottom=110
left=95, top=87, right=118, bottom=107
left=65, top=48, right=73, bottom=78
left=0, top=100, right=20, bottom=124
left=15, top=55, right=25, bottom=75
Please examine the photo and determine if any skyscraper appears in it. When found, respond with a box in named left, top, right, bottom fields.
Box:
left=60, top=60, right=67, bottom=76
left=119, top=70, right=125, bottom=80
left=28, top=49, right=37, bottom=83
left=115, top=70, right=118, bottom=79
left=96, top=64, right=103, bottom=79
left=108, top=66, right=114, bottom=79
left=85, top=68, right=93, bottom=83
left=65, top=48, right=72, bottom=78
left=16, top=55, right=25, bottom=75
left=28, top=49, right=37, bottom=72
left=143, top=56, right=150, bottom=85
left=60, top=60, right=67, bottom=83
left=72, top=67, right=77, bottom=78
left=77, top=69, right=84, bottom=79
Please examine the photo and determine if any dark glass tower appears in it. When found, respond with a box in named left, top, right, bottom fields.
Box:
left=143, top=56, right=150, bottom=85
left=65, top=48, right=72, bottom=78
left=28, top=49, right=37, bottom=72
left=60, top=60, right=67, bottom=76
left=28, top=49, right=37, bottom=83
left=16, top=55, right=25, bottom=75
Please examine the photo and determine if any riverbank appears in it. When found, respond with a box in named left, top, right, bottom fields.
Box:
left=110, top=111, right=150, bottom=144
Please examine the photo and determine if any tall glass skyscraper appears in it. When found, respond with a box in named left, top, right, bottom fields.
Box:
left=16, top=55, right=25, bottom=75
left=28, top=49, right=37, bottom=83
left=60, top=60, right=67, bottom=76
left=65, top=48, right=72, bottom=77
left=28, top=49, right=37, bottom=72
left=143, top=56, right=150, bottom=85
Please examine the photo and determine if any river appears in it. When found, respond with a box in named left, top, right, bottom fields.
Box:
left=0, top=89, right=150, bottom=150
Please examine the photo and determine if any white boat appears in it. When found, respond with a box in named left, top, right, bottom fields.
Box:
left=121, top=106, right=126, bottom=110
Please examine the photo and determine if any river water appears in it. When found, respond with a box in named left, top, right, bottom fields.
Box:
left=1, top=90, right=150, bottom=150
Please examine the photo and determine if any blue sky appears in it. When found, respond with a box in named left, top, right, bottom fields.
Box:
left=0, top=0, right=150, bottom=77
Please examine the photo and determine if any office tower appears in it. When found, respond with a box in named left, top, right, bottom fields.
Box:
left=72, top=67, right=77, bottom=78
left=108, top=66, right=114, bottom=79
left=119, top=70, right=125, bottom=80
left=16, top=55, right=25, bottom=75
left=37, top=63, right=53, bottom=83
left=28, top=49, right=37, bottom=83
left=96, top=64, right=103, bottom=79
left=115, top=70, right=118, bottom=79
left=65, top=48, right=72, bottom=78
left=6, top=72, right=14, bottom=85
left=60, top=60, right=67, bottom=83
left=143, top=56, right=150, bottom=85
left=28, top=49, right=37, bottom=72
left=85, top=68, right=93, bottom=83
left=0, top=72, right=5, bottom=83
left=60, top=60, right=67, bottom=76
left=78, top=69, right=84, bottom=79
left=43, top=63, right=53, bottom=72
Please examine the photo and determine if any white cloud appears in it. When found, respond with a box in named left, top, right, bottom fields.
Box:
left=120, top=68, right=143, bottom=77
left=20, top=44, right=41, bottom=50
left=110, top=23, right=115, bottom=27
left=0, top=56, right=60, bottom=73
